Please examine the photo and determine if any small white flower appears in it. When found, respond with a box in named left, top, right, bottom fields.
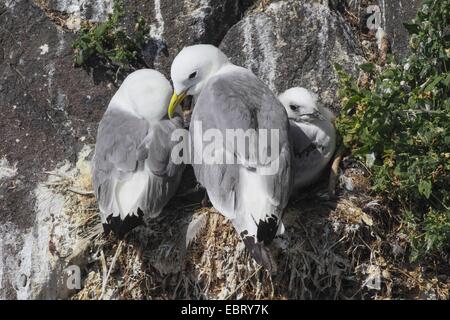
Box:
left=404, top=63, right=411, bottom=71
left=366, top=152, right=376, bottom=168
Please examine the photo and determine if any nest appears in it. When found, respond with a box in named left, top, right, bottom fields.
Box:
left=41, top=148, right=447, bottom=300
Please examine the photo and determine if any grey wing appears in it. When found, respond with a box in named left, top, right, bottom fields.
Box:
left=289, top=121, right=315, bottom=156
left=193, top=69, right=291, bottom=188
left=289, top=122, right=322, bottom=189
left=92, top=108, right=149, bottom=224
left=139, top=116, right=186, bottom=215
left=191, top=70, right=292, bottom=270
left=290, top=121, right=336, bottom=189
left=141, top=116, right=185, bottom=178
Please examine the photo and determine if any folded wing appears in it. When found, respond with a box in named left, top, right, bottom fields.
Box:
left=190, top=69, right=292, bottom=270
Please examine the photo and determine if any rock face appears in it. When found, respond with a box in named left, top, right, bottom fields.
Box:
left=220, top=1, right=365, bottom=111
left=378, top=0, right=422, bottom=58
left=130, top=0, right=255, bottom=76
left=47, top=0, right=114, bottom=23
left=0, top=147, right=93, bottom=300
left=0, top=0, right=118, bottom=299
left=38, top=0, right=254, bottom=75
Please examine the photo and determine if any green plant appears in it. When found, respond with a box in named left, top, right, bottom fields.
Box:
left=336, top=0, right=450, bottom=260
left=72, top=0, right=149, bottom=72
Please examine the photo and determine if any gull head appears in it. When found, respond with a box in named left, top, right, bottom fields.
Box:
left=112, top=69, right=173, bottom=122
left=278, top=87, right=334, bottom=123
left=168, top=45, right=229, bottom=118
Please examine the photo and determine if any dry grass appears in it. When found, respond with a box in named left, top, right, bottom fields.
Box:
left=48, top=151, right=447, bottom=300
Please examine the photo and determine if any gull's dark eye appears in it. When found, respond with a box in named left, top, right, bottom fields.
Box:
left=290, top=105, right=299, bottom=111
left=189, top=71, right=197, bottom=79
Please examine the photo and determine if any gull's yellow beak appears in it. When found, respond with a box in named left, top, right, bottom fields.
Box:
left=168, top=91, right=188, bottom=119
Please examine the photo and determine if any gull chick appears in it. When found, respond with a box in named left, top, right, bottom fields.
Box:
left=279, top=87, right=336, bottom=190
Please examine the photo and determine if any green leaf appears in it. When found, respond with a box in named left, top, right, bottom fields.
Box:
left=403, top=22, right=420, bottom=35
left=424, top=75, right=443, bottom=92
left=441, top=73, right=450, bottom=87
left=334, top=63, right=343, bottom=72
left=94, top=23, right=109, bottom=38
left=418, top=180, right=432, bottom=199
left=74, top=51, right=85, bottom=66
left=359, top=63, right=375, bottom=73
left=95, top=43, right=105, bottom=55
left=344, top=95, right=361, bottom=109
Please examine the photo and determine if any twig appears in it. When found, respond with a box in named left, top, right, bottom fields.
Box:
left=86, top=223, right=104, bottom=239
left=261, top=0, right=268, bottom=11
left=328, top=145, right=346, bottom=199
left=225, top=266, right=262, bottom=300
left=67, top=188, right=95, bottom=196
left=114, top=67, right=122, bottom=85
left=99, top=241, right=123, bottom=300
left=99, top=250, right=108, bottom=291
left=45, top=182, right=66, bottom=187
left=357, top=160, right=373, bottom=177
left=9, top=62, right=26, bottom=81
left=345, top=9, right=359, bottom=23
left=44, top=171, right=73, bottom=181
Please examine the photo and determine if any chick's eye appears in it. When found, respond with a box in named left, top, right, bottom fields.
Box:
left=189, top=71, right=197, bottom=79
left=289, top=105, right=299, bottom=111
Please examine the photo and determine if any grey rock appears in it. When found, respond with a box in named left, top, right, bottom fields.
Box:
left=378, top=0, right=422, bottom=58
left=37, top=0, right=255, bottom=76
left=220, top=0, right=365, bottom=112
left=46, top=0, right=114, bottom=22
left=0, top=0, right=111, bottom=231
left=140, top=0, right=255, bottom=76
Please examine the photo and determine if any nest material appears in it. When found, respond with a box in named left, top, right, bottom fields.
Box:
left=47, top=151, right=447, bottom=300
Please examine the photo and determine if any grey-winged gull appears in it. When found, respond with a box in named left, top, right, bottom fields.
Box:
left=92, top=69, right=186, bottom=238
left=168, top=45, right=292, bottom=271
left=278, top=87, right=336, bottom=190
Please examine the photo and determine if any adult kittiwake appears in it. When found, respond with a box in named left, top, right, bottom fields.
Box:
left=93, top=69, right=186, bottom=238
left=168, top=45, right=292, bottom=271
left=278, top=87, right=336, bottom=190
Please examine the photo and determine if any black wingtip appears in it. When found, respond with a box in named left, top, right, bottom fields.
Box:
left=103, top=209, right=145, bottom=239
left=241, top=232, right=277, bottom=273
left=256, top=214, right=279, bottom=245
